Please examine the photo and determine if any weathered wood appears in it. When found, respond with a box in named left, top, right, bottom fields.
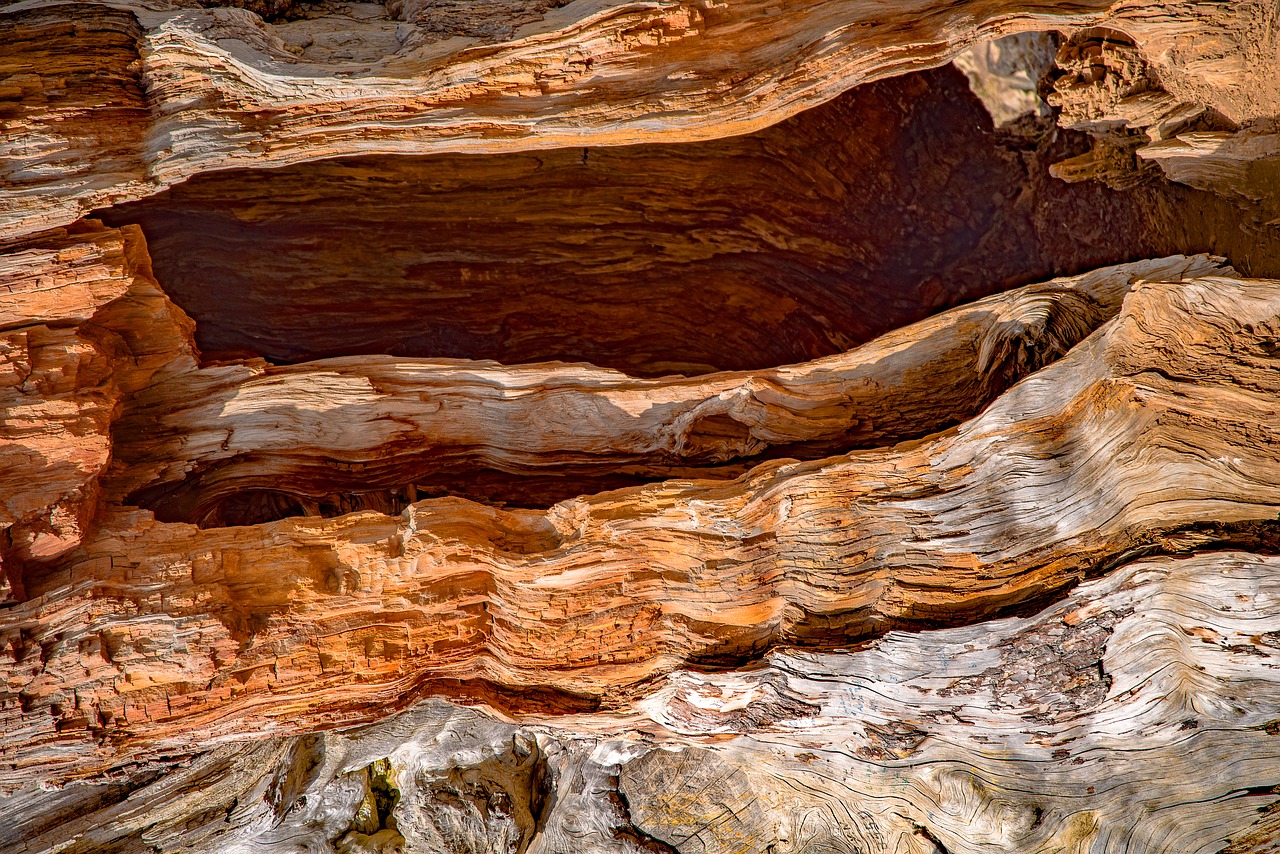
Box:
left=5, top=549, right=1278, bottom=852
left=107, top=254, right=1228, bottom=523
left=0, top=222, right=195, bottom=570
left=3, top=0, right=1277, bottom=236
left=2, top=273, right=1278, bottom=789
left=97, top=65, right=1168, bottom=379
left=3, top=2, right=1280, bottom=849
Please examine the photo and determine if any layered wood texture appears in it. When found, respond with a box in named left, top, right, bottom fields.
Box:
left=6, top=1, right=1280, bottom=851
left=3, top=0, right=1280, bottom=237
left=4, top=267, right=1279, bottom=794
left=95, top=65, right=1173, bottom=375
left=4, top=551, right=1280, bottom=853
left=109, top=254, right=1226, bottom=520
left=0, top=222, right=195, bottom=571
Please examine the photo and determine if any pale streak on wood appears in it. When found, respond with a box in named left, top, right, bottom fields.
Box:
left=611, top=551, right=1280, bottom=853
left=108, top=254, right=1230, bottom=521
left=2, top=0, right=1277, bottom=236
left=1140, top=131, right=1280, bottom=216
left=2, top=274, right=1278, bottom=787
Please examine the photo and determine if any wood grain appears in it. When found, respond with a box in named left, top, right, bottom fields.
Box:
left=0, top=222, right=195, bottom=569
left=3, top=2, right=1279, bottom=848
left=107, top=254, right=1228, bottom=520
left=2, top=273, right=1277, bottom=789
left=4, top=550, right=1278, bottom=852
left=3, top=0, right=1278, bottom=236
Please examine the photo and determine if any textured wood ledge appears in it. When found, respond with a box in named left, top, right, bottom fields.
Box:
left=4, top=0, right=1280, bottom=848
left=3, top=0, right=1277, bottom=236
left=108, top=254, right=1229, bottom=523
left=4, top=549, right=1279, bottom=851
left=2, top=273, right=1277, bottom=786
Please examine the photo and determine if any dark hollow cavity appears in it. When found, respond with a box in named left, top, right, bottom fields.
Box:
left=100, top=64, right=1180, bottom=379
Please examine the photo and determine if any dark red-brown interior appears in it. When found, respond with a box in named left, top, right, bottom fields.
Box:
left=100, top=65, right=1183, bottom=378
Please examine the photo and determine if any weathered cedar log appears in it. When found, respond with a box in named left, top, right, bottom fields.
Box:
left=4, top=2, right=1280, bottom=849
left=2, top=273, right=1277, bottom=788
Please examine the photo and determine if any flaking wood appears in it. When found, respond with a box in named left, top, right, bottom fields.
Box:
left=108, top=254, right=1229, bottom=524
left=5, top=1, right=1280, bottom=851
left=4, top=551, right=1280, bottom=852
left=3, top=0, right=1279, bottom=237
left=4, top=271, right=1280, bottom=793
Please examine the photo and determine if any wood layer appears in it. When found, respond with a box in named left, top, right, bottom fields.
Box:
left=0, top=219, right=1224, bottom=556
left=3, top=272, right=1278, bottom=786
left=1042, top=26, right=1280, bottom=226
left=616, top=551, right=1280, bottom=854
left=0, top=222, right=194, bottom=570
left=4, top=549, right=1279, bottom=852
left=108, top=254, right=1227, bottom=521
left=3, top=0, right=1279, bottom=236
